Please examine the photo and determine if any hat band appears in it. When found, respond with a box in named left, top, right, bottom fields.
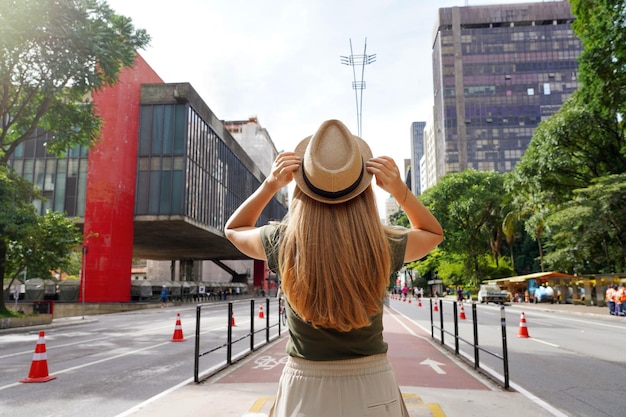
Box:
left=301, top=158, right=365, bottom=200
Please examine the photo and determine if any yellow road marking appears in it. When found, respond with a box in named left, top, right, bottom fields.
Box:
left=248, top=397, right=274, bottom=412
left=249, top=393, right=446, bottom=416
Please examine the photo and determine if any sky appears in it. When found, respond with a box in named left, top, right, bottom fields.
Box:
left=105, top=0, right=553, bottom=210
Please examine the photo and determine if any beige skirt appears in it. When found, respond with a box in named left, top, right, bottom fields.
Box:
left=269, top=353, right=409, bottom=417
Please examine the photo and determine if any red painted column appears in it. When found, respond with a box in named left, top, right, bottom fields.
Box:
left=254, top=260, right=270, bottom=293
left=80, top=54, right=163, bottom=302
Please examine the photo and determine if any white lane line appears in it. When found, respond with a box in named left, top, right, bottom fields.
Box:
left=385, top=307, right=494, bottom=389
left=529, top=337, right=560, bottom=348
left=0, top=324, right=226, bottom=393
left=112, top=376, right=194, bottom=417
left=389, top=305, right=569, bottom=417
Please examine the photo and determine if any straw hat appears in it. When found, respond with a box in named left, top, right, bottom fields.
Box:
left=293, top=119, right=373, bottom=204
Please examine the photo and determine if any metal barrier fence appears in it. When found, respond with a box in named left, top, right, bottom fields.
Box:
left=193, top=298, right=284, bottom=383
left=429, top=298, right=510, bottom=389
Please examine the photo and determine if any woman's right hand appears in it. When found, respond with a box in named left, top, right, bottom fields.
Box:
left=267, top=152, right=301, bottom=191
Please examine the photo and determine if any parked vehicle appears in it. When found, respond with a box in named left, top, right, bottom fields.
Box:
left=477, top=285, right=508, bottom=304
left=533, top=285, right=555, bottom=303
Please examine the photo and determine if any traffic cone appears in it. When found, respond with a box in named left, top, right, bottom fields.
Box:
left=170, top=313, right=186, bottom=342
left=418, top=298, right=422, bottom=307
left=433, top=299, right=439, bottom=312
left=517, top=312, right=530, bottom=338
left=258, top=304, right=265, bottom=319
left=459, top=303, right=467, bottom=320
left=231, top=310, right=236, bottom=327
left=20, top=331, right=56, bottom=383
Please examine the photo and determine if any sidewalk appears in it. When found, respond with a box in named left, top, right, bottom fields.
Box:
left=117, top=305, right=567, bottom=417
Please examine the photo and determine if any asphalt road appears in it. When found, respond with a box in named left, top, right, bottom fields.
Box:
left=0, top=299, right=282, bottom=417
left=390, top=297, right=626, bottom=417
left=2, top=298, right=624, bottom=417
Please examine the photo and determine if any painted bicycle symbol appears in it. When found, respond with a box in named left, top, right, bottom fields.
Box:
left=253, top=355, right=288, bottom=370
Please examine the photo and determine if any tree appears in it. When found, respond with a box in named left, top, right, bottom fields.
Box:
left=420, top=170, right=506, bottom=286
left=0, top=166, right=38, bottom=313
left=0, top=0, right=150, bottom=163
left=511, top=97, right=625, bottom=205
left=508, top=0, right=626, bottom=277
left=0, top=0, right=150, bottom=313
left=5, top=211, right=82, bottom=283
left=570, top=0, right=626, bottom=119
left=544, top=174, right=626, bottom=273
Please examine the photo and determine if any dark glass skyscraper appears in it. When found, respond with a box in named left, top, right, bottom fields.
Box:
left=410, top=121, right=426, bottom=195
left=431, top=1, right=582, bottom=176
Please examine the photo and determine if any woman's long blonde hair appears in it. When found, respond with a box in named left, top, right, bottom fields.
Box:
left=278, top=185, right=392, bottom=332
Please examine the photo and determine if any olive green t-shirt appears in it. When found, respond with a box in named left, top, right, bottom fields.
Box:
left=260, top=223, right=408, bottom=361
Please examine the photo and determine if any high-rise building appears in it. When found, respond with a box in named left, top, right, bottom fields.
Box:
left=430, top=1, right=582, bottom=176
left=409, top=121, right=426, bottom=195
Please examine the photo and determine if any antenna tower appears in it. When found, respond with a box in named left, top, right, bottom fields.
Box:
left=340, top=38, right=376, bottom=137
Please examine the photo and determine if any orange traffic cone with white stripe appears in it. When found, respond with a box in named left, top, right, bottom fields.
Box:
left=517, top=311, right=530, bottom=338
left=231, top=310, right=236, bottom=327
left=459, top=302, right=467, bottom=320
left=21, top=331, right=56, bottom=383
left=258, top=304, right=265, bottom=319
left=433, top=298, right=439, bottom=312
left=170, top=313, right=186, bottom=342
left=418, top=298, right=422, bottom=307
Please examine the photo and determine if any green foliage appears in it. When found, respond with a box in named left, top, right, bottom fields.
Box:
left=508, top=1, right=626, bottom=275
left=476, top=254, right=514, bottom=282
left=6, top=211, right=82, bottom=280
left=434, top=255, right=464, bottom=287
left=510, top=97, right=625, bottom=204
left=0, top=0, right=149, bottom=312
left=570, top=0, right=626, bottom=118
left=0, top=166, right=39, bottom=313
left=409, top=247, right=443, bottom=280
left=0, top=166, right=39, bottom=240
left=0, top=0, right=151, bottom=163
left=388, top=209, right=409, bottom=228
left=420, top=170, right=506, bottom=283
left=544, top=174, right=626, bottom=273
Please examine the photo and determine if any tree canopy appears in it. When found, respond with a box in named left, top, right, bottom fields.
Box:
left=419, top=170, right=510, bottom=285
left=0, top=0, right=150, bottom=314
left=0, top=0, right=150, bottom=163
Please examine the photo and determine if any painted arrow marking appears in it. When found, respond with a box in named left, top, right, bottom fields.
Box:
left=420, top=358, right=446, bottom=374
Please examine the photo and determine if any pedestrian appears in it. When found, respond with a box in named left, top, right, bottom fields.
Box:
left=456, top=287, right=464, bottom=302
left=619, top=283, right=626, bottom=317
left=160, top=285, right=168, bottom=308
left=606, top=285, right=616, bottom=315
left=224, top=119, right=443, bottom=416
left=612, top=284, right=622, bottom=316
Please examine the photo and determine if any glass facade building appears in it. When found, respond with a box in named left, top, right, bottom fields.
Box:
left=136, top=84, right=286, bottom=237
left=431, top=1, right=582, bottom=175
left=409, top=121, right=426, bottom=196
left=9, top=132, right=89, bottom=217
left=6, top=57, right=287, bottom=302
